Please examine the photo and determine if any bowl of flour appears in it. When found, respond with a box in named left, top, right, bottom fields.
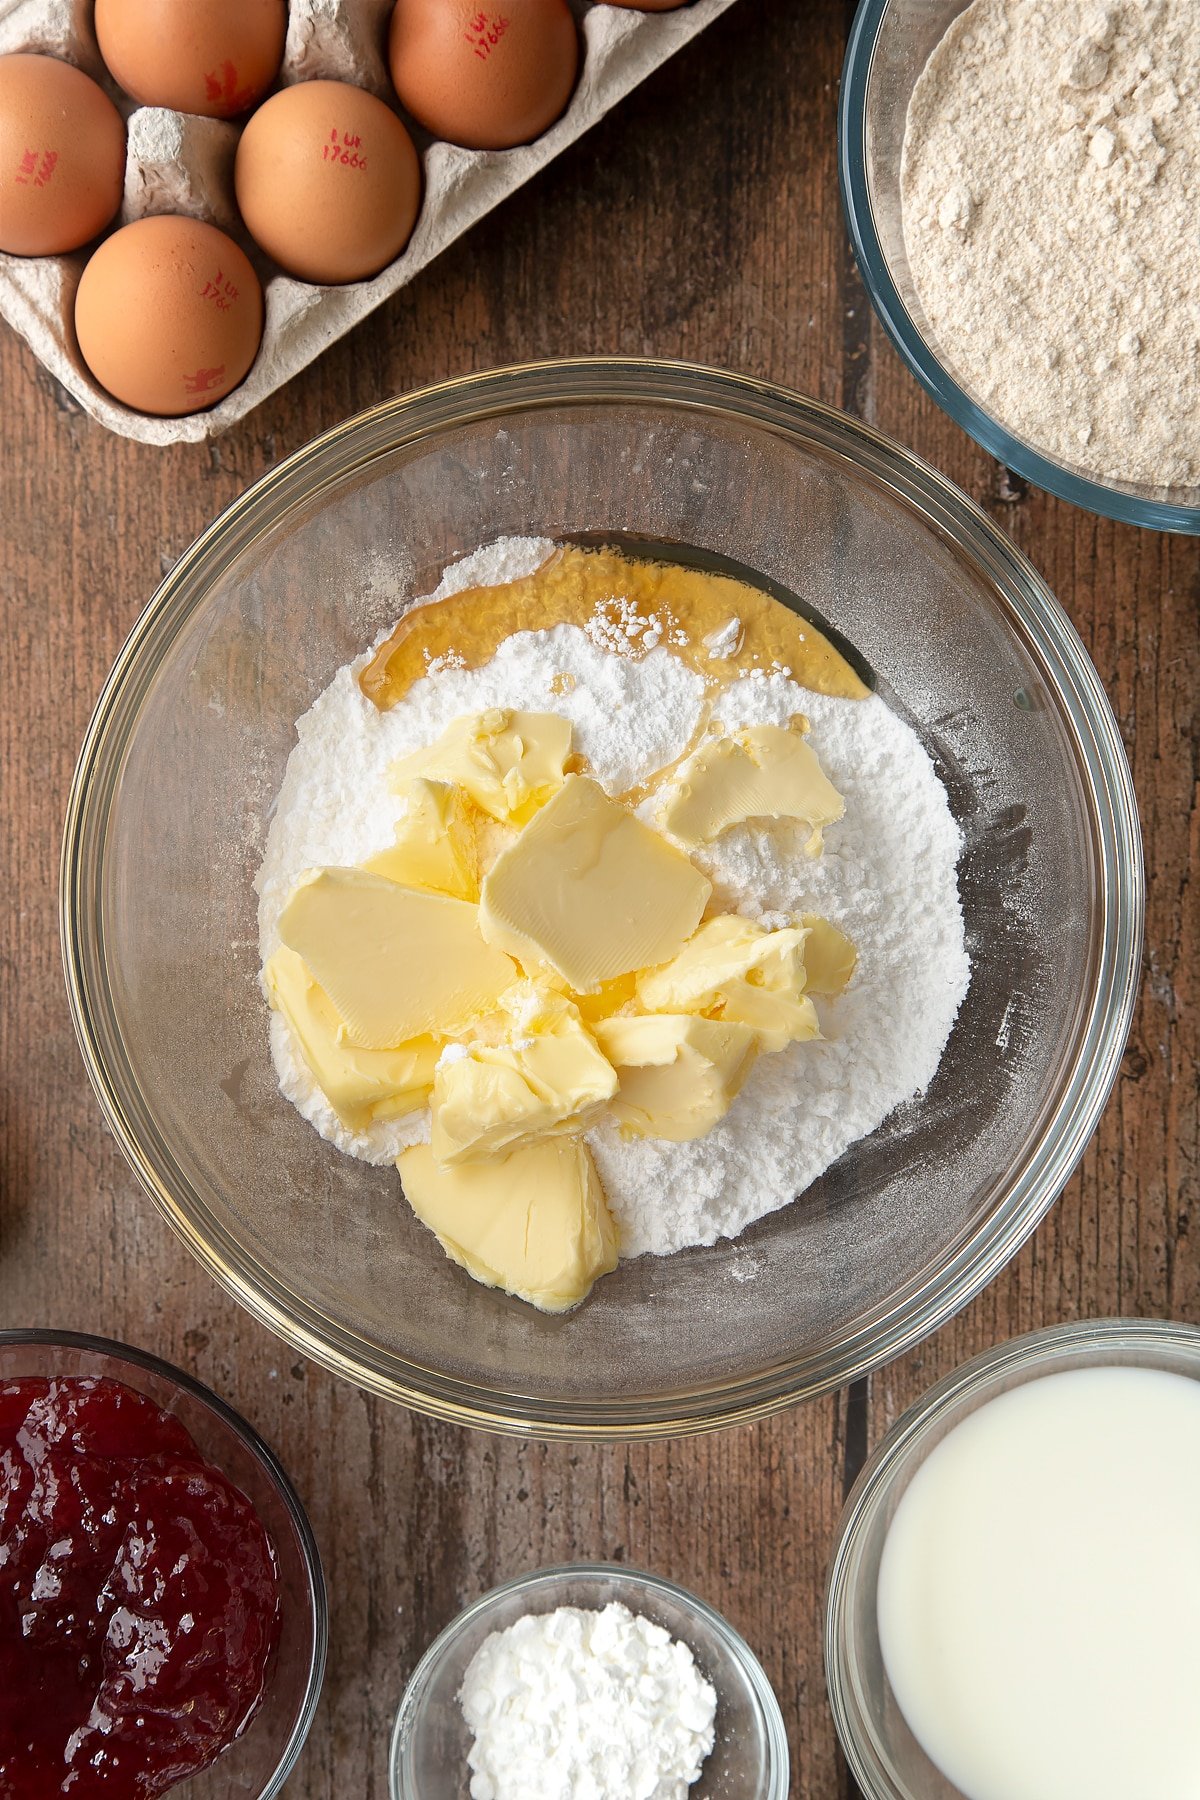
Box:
left=61, top=360, right=1143, bottom=1435
left=840, top=0, right=1200, bottom=533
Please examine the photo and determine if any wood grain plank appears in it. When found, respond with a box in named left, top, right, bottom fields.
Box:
left=0, top=3, right=1195, bottom=1796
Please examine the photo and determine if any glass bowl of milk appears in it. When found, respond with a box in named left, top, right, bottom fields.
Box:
left=824, top=1317, right=1200, bottom=1800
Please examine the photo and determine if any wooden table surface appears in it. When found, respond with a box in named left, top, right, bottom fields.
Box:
left=2, top=3, right=1197, bottom=1794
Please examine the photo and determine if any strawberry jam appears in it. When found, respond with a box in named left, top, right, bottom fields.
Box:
left=0, top=1375, right=280, bottom=1797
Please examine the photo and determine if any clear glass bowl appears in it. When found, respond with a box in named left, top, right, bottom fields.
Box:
left=839, top=0, right=1200, bottom=535
left=824, top=1317, right=1200, bottom=1798
left=389, top=1562, right=788, bottom=1800
left=0, top=1328, right=327, bottom=1798
left=61, top=358, right=1142, bottom=1437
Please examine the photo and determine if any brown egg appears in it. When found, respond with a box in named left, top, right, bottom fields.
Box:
left=235, top=80, right=421, bottom=285
left=74, top=215, right=263, bottom=415
left=388, top=0, right=578, bottom=151
left=94, top=0, right=286, bottom=119
left=0, top=54, right=125, bottom=255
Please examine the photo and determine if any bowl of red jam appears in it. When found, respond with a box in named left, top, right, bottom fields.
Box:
left=0, top=1329, right=326, bottom=1799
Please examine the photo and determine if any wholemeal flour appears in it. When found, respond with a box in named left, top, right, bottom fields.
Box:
left=902, top=0, right=1199, bottom=491
left=256, top=538, right=971, bottom=1261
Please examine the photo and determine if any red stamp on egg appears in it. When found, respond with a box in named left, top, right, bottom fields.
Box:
left=204, top=60, right=255, bottom=114
left=465, top=12, right=510, bottom=59
left=15, top=147, right=57, bottom=187
left=183, top=364, right=227, bottom=395
left=322, top=127, right=368, bottom=171
left=200, top=268, right=239, bottom=311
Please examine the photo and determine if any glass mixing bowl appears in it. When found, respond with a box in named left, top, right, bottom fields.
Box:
left=61, top=358, right=1142, bottom=1437
left=0, top=1328, right=326, bottom=1798
left=840, top=0, right=1200, bottom=535
left=824, top=1318, right=1200, bottom=1799
left=390, top=1563, right=788, bottom=1799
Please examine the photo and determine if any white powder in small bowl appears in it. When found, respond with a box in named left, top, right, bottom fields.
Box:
left=459, top=1601, right=717, bottom=1800
left=255, top=537, right=971, bottom=1261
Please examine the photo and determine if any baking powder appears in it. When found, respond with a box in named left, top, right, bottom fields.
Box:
left=458, top=1602, right=717, bottom=1800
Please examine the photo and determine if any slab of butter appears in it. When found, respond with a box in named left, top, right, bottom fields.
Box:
left=659, top=723, right=844, bottom=850
left=363, top=778, right=479, bottom=900
left=479, top=775, right=711, bottom=993
left=637, top=914, right=819, bottom=1052
left=799, top=913, right=857, bottom=996
left=594, top=1012, right=758, bottom=1142
left=264, top=946, right=438, bottom=1130
left=431, top=989, right=617, bottom=1165
left=391, top=709, right=572, bottom=825
left=398, top=1138, right=619, bottom=1313
left=572, top=971, right=639, bottom=1025
left=278, top=868, right=514, bottom=1049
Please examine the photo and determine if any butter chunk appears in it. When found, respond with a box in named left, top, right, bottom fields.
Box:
left=479, top=776, right=711, bottom=993
left=398, top=1138, right=619, bottom=1313
left=637, top=914, right=819, bottom=1053
left=363, top=778, right=479, bottom=900
left=278, top=868, right=514, bottom=1050
left=431, top=986, right=617, bottom=1165
left=659, top=723, right=844, bottom=850
left=801, top=914, right=857, bottom=996
left=264, top=946, right=437, bottom=1129
left=572, top=971, right=639, bottom=1026
left=594, top=1013, right=758, bottom=1142
left=391, top=709, right=572, bottom=825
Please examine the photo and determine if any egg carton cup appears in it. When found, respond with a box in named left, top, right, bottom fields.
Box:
left=0, top=0, right=739, bottom=443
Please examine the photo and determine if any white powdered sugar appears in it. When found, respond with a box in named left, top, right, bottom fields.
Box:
left=902, top=0, right=1199, bottom=492
left=594, top=679, right=969, bottom=1257
left=458, top=1603, right=717, bottom=1800
left=256, top=538, right=970, bottom=1261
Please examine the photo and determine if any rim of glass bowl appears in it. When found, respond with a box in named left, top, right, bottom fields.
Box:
left=838, top=2, right=1200, bottom=537
left=823, top=1316, right=1200, bottom=1799
left=388, top=1560, right=790, bottom=1800
left=60, top=357, right=1143, bottom=1439
left=0, top=1326, right=328, bottom=1799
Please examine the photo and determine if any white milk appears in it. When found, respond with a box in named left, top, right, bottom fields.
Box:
left=877, top=1365, right=1200, bottom=1800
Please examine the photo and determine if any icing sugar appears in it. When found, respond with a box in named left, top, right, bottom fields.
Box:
left=256, top=539, right=970, bottom=1259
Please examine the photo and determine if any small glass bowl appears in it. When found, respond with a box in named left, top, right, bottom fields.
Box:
left=0, top=1328, right=327, bottom=1799
left=824, top=1317, right=1200, bottom=1798
left=390, top=1562, right=789, bottom=1799
left=839, top=0, right=1200, bottom=534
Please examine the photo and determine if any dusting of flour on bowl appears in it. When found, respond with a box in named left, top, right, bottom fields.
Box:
left=256, top=538, right=971, bottom=1260
left=901, top=0, right=1199, bottom=492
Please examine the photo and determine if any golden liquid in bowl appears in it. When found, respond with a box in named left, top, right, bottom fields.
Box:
left=359, top=543, right=871, bottom=711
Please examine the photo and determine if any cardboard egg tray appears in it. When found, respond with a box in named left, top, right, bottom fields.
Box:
left=0, top=0, right=738, bottom=443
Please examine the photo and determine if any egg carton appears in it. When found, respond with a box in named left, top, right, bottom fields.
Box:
left=0, top=0, right=739, bottom=443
